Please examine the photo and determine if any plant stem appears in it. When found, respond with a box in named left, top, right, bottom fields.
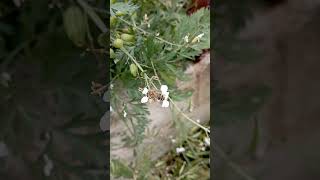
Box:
left=117, top=17, right=182, bottom=47
left=120, top=47, right=144, bottom=72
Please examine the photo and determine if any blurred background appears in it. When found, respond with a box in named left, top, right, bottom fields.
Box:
left=214, top=0, right=320, bottom=179
left=0, top=0, right=108, bottom=179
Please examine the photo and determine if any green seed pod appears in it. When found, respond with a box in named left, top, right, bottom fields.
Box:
left=113, top=38, right=123, bottom=48
left=110, top=48, right=115, bottom=59
left=110, top=16, right=116, bottom=28
left=130, top=64, right=138, bottom=77
left=121, top=33, right=135, bottom=42
left=116, top=11, right=125, bottom=16
left=63, top=6, right=87, bottom=47
left=122, top=27, right=130, bottom=33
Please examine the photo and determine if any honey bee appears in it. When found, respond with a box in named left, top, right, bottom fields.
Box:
left=147, top=89, right=165, bottom=102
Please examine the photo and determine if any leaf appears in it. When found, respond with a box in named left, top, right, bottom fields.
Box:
left=111, top=159, right=133, bottom=178
left=170, top=90, right=193, bottom=101
left=110, top=2, right=139, bottom=16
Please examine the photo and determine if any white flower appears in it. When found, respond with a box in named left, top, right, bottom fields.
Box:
left=110, top=83, right=114, bottom=89
left=110, top=106, right=113, bottom=112
left=162, top=99, right=169, bottom=108
left=171, top=139, right=176, bottom=143
left=160, top=85, right=168, bottom=94
left=201, top=147, right=206, bottom=151
left=144, top=14, right=148, bottom=21
left=183, top=34, right=189, bottom=43
left=141, top=96, right=149, bottom=103
left=191, top=33, right=205, bottom=43
left=123, top=110, right=127, bottom=118
left=156, top=32, right=160, bottom=36
left=204, top=137, right=210, bottom=146
left=142, top=87, right=149, bottom=94
left=162, top=91, right=169, bottom=99
left=176, top=147, right=185, bottom=154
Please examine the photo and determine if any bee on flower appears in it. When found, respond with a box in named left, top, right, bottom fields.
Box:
left=140, top=85, right=170, bottom=108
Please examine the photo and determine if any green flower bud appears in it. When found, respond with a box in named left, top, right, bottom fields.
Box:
left=63, top=6, right=87, bottom=47
left=121, top=33, right=135, bottom=42
left=113, top=38, right=123, bottom=48
left=130, top=64, right=138, bottom=77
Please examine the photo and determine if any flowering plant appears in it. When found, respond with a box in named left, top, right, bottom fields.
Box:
left=107, top=0, right=210, bottom=179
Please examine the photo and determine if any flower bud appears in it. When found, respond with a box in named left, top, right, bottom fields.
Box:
left=130, top=63, right=138, bottom=77
left=113, top=38, right=123, bottom=48
left=63, top=6, right=87, bottom=47
left=121, top=33, right=135, bottom=42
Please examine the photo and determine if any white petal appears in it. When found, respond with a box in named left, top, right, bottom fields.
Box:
left=204, top=137, right=210, bottom=146
left=160, top=85, right=168, bottom=93
left=162, top=100, right=169, bottom=107
left=123, top=110, right=127, bottom=118
left=197, top=33, right=204, bottom=39
left=176, top=147, right=185, bottom=153
left=162, top=91, right=169, bottom=99
left=110, top=106, right=113, bottom=112
left=142, top=88, right=149, bottom=94
left=141, top=96, right=149, bottom=103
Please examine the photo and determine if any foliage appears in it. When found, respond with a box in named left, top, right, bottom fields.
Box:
left=107, top=0, right=210, bottom=179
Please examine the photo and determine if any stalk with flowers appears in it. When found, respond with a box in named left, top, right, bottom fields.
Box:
left=108, top=0, right=210, bottom=179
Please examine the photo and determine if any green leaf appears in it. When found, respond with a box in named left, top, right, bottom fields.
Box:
left=170, top=90, right=193, bottom=101
left=111, top=159, right=134, bottom=178
left=110, top=2, right=139, bottom=16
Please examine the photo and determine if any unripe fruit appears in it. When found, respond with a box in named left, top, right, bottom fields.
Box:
left=110, top=16, right=116, bottom=27
left=110, top=48, right=115, bottom=59
left=130, top=64, right=138, bottom=77
left=116, top=11, right=125, bottom=16
left=113, top=38, right=123, bottom=48
left=63, top=6, right=87, bottom=47
left=121, top=33, right=135, bottom=42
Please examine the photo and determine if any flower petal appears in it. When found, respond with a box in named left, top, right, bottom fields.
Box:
left=162, top=91, right=169, bottom=99
left=142, top=88, right=149, bottom=94
left=141, top=96, right=149, bottom=103
left=162, top=100, right=169, bottom=107
left=176, top=147, right=185, bottom=153
left=204, top=137, right=210, bottom=146
left=160, top=85, right=168, bottom=93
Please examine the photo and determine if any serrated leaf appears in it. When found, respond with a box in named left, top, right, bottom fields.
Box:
left=110, top=2, right=139, bottom=16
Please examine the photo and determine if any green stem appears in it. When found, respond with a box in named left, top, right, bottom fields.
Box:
left=117, top=17, right=182, bottom=47
left=120, top=47, right=144, bottom=72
